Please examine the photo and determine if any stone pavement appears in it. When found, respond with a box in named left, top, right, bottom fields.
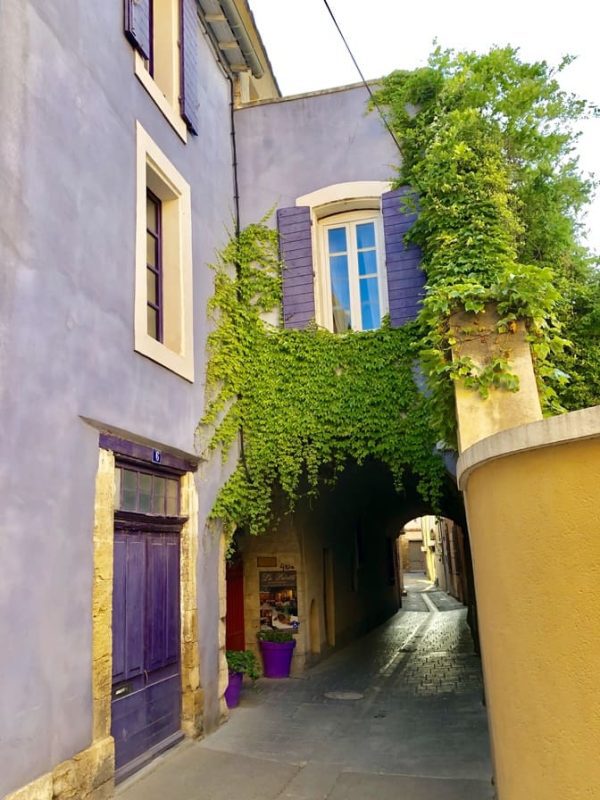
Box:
left=118, top=577, right=493, bottom=800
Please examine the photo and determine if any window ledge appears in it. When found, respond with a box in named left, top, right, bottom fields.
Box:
left=134, top=52, right=188, bottom=143
left=135, top=332, right=194, bottom=383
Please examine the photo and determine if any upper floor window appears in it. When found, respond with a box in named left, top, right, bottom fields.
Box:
left=278, top=182, right=424, bottom=332
left=125, top=0, right=200, bottom=140
left=321, top=213, right=387, bottom=332
left=146, top=190, right=163, bottom=341
left=142, top=0, right=180, bottom=109
left=135, top=123, right=194, bottom=382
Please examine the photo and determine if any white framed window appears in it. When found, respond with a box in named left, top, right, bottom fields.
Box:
left=295, top=181, right=392, bottom=333
left=133, top=0, right=188, bottom=141
left=318, top=211, right=388, bottom=332
left=135, top=122, right=194, bottom=382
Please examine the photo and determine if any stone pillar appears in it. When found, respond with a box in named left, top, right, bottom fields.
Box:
left=450, top=305, right=542, bottom=453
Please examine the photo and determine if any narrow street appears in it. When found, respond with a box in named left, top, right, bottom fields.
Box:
left=118, top=576, right=493, bottom=800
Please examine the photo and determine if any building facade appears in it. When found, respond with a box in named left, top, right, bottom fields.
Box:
left=0, top=1, right=279, bottom=796
left=1, top=2, right=436, bottom=797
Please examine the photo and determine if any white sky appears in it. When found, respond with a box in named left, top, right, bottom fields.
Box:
left=248, top=0, right=600, bottom=251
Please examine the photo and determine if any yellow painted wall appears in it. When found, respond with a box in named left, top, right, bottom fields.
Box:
left=451, top=306, right=542, bottom=452
left=462, top=436, right=600, bottom=799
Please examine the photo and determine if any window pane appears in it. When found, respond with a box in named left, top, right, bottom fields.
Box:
left=147, top=233, right=157, bottom=268
left=147, top=269, right=157, bottom=305
left=356, top=222, right=375, bottom=249
left=138, top=473, right=152, bottom=513
left=328, top=227, right=347, bottom=254
left=359, top=276, right=381, bottom=330
left=357, top=249, right=377, bottom=276
left=121, top=470, right=137, bottom=510
left=329, top=254, right=351, bottom=333
left=122, top=469, right=137, bottom=491
left=146, top=195, right=158, bottom=232
left=147, top=306, right=158, bottom=339
left=166, top=479, right=179, bottom=516
left=152, top=476, right=166, bottom=514
left=114, top=468, right=122, bottom=509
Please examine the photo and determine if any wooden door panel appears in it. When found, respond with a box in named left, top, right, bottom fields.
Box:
left=226, top=559, right=245, bottom=651
left=165, top=535, right=180, bottom=665
left=125, top=535, right=146, bottom=680
left=145, top=536, right=167, bottom=672
left=112, top=534, right=127, bottom=683
left=112, top=529, right=181, bottom=775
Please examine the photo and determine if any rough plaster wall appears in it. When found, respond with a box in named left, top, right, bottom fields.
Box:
left=234, top=86, right=399, bottom=226
left=0, top=0, right=233, bottom=793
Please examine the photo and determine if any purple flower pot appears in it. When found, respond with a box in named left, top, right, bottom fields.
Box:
left=224, top=671, right=243, bottom=708
left=259, top=639, right=296, bottom=678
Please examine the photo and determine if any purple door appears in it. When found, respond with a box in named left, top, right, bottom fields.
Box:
left=111, top=530, right=181, bottom=777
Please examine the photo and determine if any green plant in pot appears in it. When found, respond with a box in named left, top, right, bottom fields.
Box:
left=257, top=629, right=296, bottom=678
left=224, top=650, right=261, bottom=709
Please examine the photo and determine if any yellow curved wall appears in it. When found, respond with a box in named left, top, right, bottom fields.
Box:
left=463, top=437, right=600, bottom=799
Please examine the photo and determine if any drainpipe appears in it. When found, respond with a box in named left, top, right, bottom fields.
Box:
left=227, top=73, right=251, bottom=479
left=219, top=0, right=264, bottom=78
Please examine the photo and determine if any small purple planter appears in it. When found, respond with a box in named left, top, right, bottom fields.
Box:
left=224, top=671, right=243, bottom=708
left=259, top=639, right=296, bottom=678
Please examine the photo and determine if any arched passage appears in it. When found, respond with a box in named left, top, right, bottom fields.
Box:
left=230, top=457, right=480, bottom=670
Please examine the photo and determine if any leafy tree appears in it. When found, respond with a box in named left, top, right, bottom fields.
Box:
left=371, top=46, right=599, bottom=442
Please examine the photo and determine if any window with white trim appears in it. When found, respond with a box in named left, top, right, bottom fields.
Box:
left=318, top=211, right=388, bottom=332
left=135, top=122, right=194, bottom=382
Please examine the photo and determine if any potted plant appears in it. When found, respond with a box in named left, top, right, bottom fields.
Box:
left=257, top=629, right=297, bottom=678
left=225, top=650, right=261, bottom=709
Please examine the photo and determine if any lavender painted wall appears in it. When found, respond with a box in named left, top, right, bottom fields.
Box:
left=0, top=0, right=232, bottom=793
left=234, top=84, right=399, bottom=225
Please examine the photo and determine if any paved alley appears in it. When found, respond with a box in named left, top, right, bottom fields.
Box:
left=118, top=576, right=493, bottom=800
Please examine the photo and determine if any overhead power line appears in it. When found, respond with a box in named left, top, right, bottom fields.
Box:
left=321, top=0, right=403, bottom=155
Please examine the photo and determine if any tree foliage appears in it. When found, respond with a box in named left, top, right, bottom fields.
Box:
left=371, top=46, right=599, bottom=442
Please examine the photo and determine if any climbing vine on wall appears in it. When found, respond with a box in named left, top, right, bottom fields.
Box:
left=199, top=222, right=446, bottom=537
left=200, top=46, right=600, bottom=536
left=371, top=46, right=600, bottom=443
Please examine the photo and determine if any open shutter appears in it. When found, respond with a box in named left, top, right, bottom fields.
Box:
left=382, top=187, right=425, bottom=327
left=124, top=0, right=152, bottom=60
left=180, top=0, right=200, bottom=135
left=277, top=206, right=315, bottom=329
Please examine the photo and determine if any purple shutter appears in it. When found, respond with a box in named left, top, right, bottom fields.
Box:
left=382, top=187, right=425, bottom=327
left=277, top=206, right=315, bottom=329
left=180, top=0, right=200, bottom=135
left=124, top=0, right=152, bottom=60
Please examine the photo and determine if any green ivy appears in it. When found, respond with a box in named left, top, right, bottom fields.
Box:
left=199, top=223, right=446, bottom=537
left=371, top=45, right=599, bottom=444
left=200, top=45, right=599, bottom=536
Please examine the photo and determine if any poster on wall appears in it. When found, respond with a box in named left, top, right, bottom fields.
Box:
left=259, top=570, right=299, bottom=631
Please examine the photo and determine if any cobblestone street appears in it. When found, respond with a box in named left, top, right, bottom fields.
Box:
left=119, top=576, right=493, bottom=800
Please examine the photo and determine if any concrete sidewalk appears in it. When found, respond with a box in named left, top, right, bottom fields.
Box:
left=118, top=589, right=493, bottom=800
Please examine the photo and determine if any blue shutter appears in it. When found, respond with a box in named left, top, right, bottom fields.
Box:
left=124, top=0, right=152, bottom=61
left=382, top=188, right=425, bottom=327
left=277, top=206, right=315, bottom=329
left=180, top=0, right=200, bottom=135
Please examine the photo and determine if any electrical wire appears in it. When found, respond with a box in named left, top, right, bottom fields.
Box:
left=321, top=0, right=403, bottom=155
